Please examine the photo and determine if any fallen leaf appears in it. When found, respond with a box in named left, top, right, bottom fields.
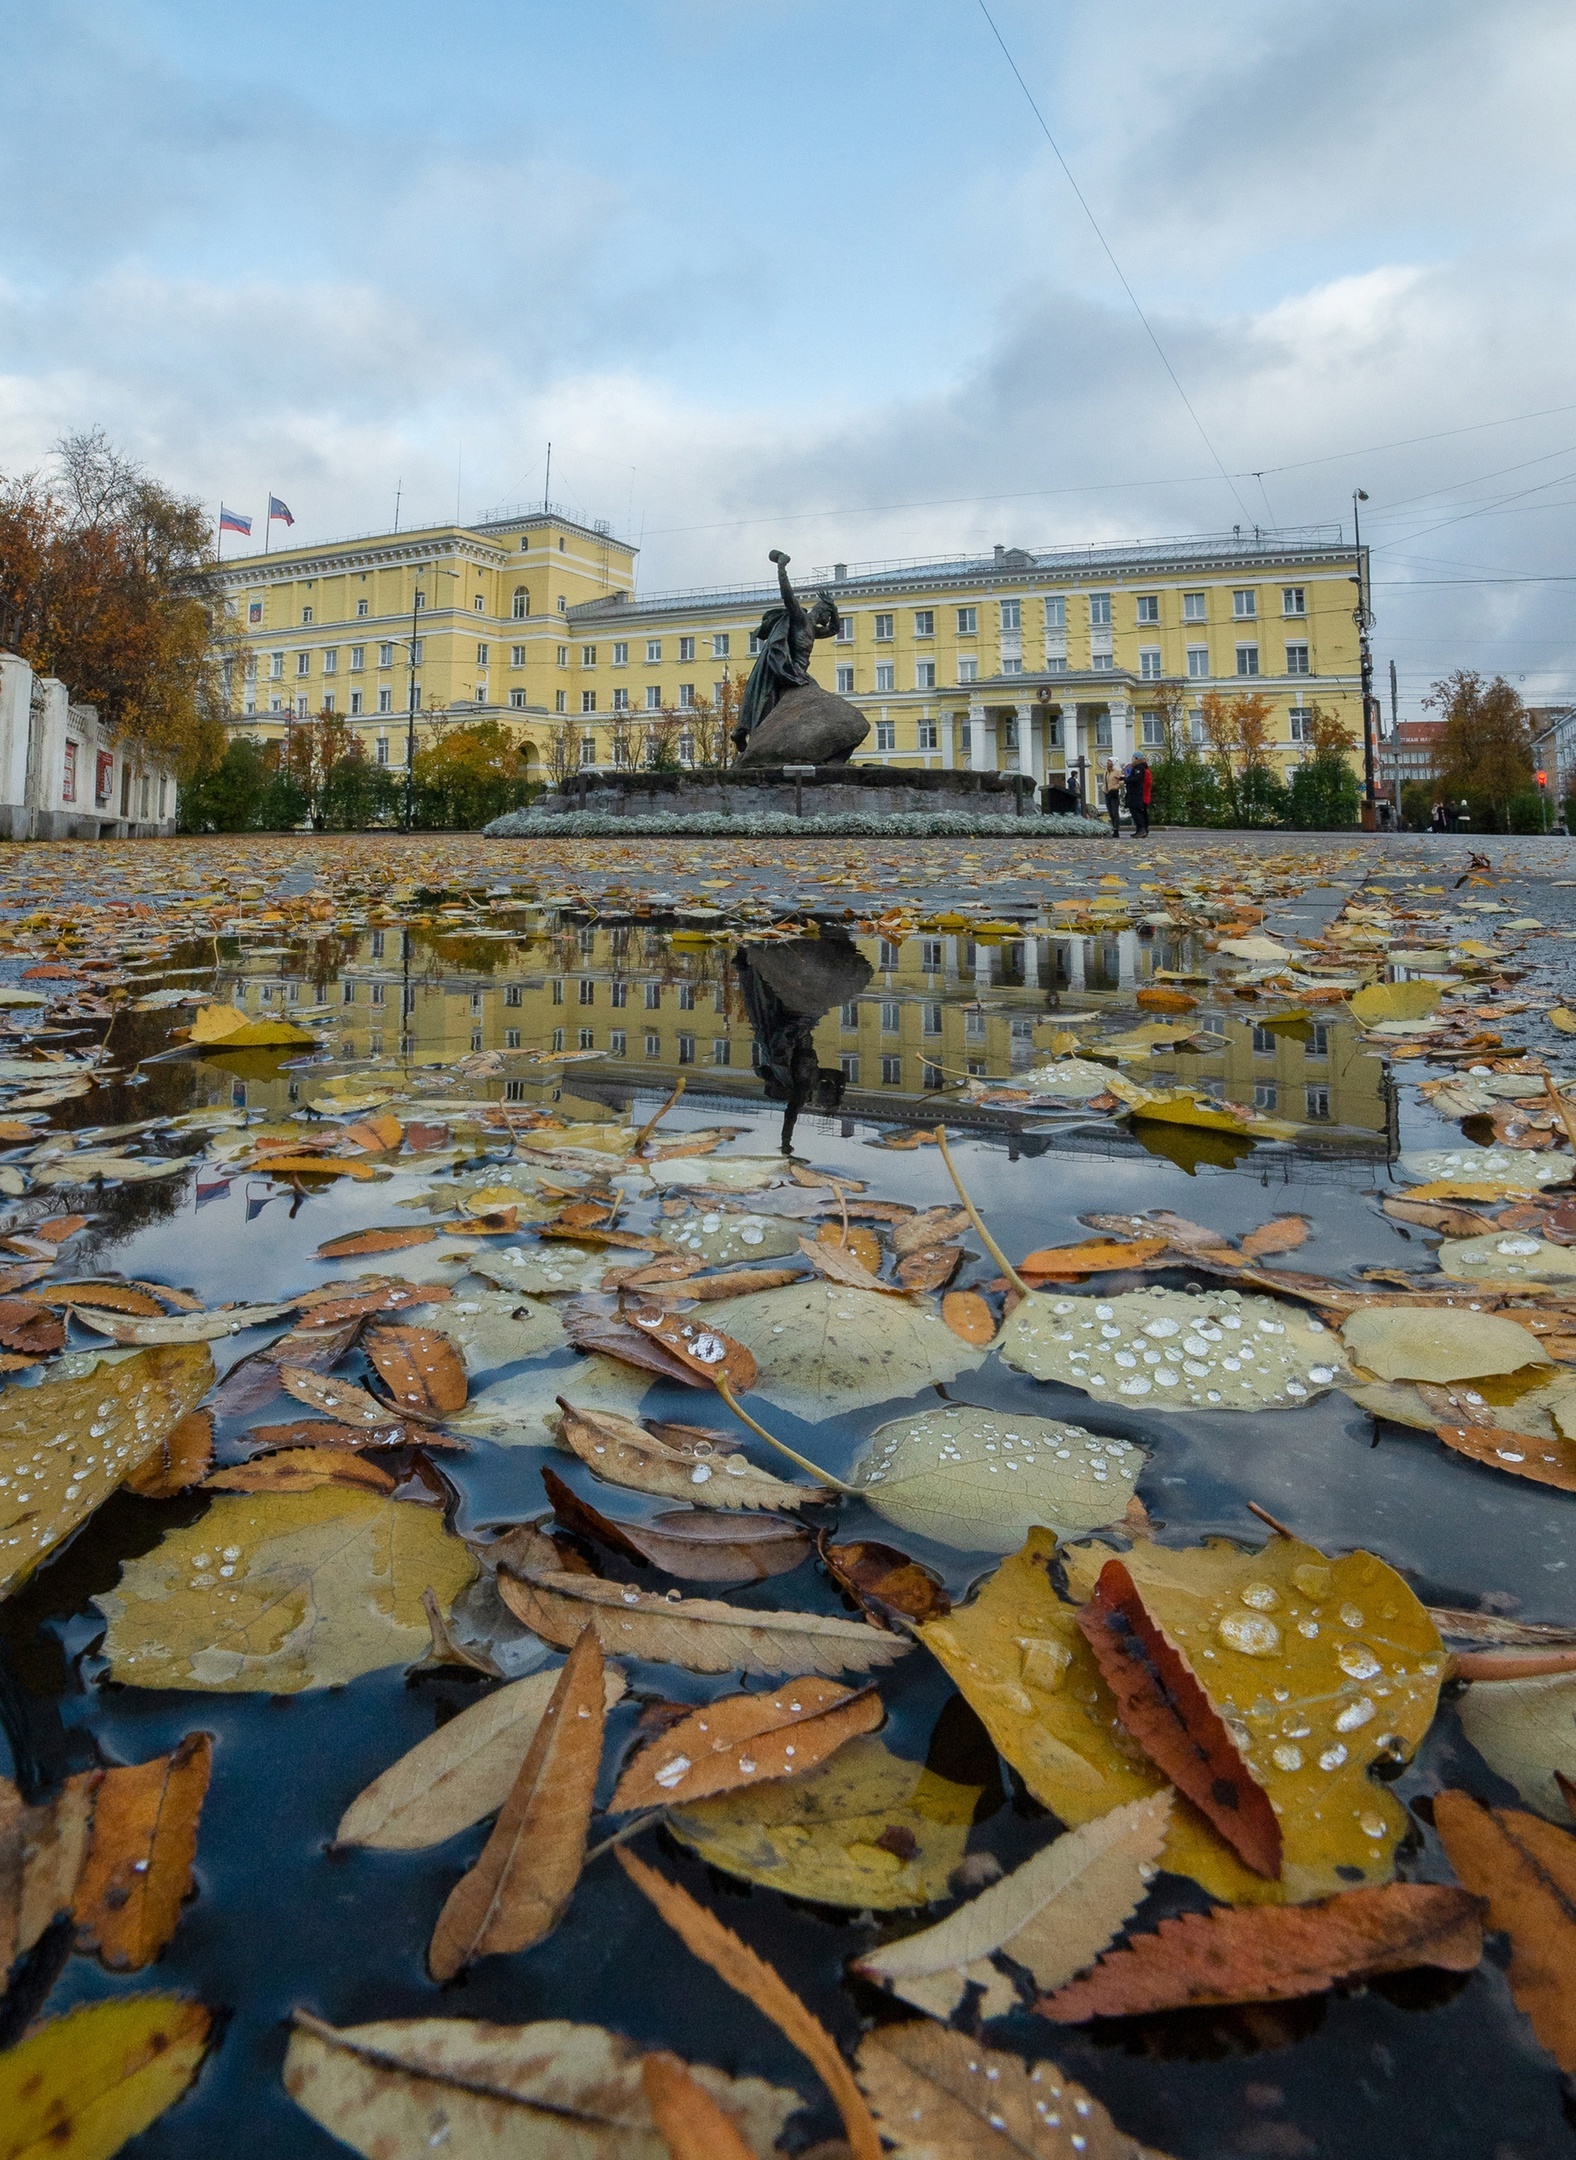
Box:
left=1433, top=1792, right=1576, bottom=2073
left=1381, top=1198, right=1500, bottom=1237
left=618, top=1848, right=882, bottom=2160
left=854, top=1791, right=1173, bottom=2019
left=1002, top=1287, right=1345, bottom=1409
left=242, top=1416, right=433, bottom=1452
left=336, top=1661, right=628, bottom=1850
left=624, top=1308, right=760, bottom=1391
left=205, top=1447, right=398, bottom=1493
left=0, top=1299, right=64, bottom=1355
left=640, top=2052, right=758, bottom=2160
left=97, top=1486, right=477, bottom=1692
left=0, top=1770, right=96, bottom=1974
left=277, top=1366, right=418, bottom=1435
left=124, top=1410, right=214, bottom=1498
left=497, top=1560, right=906, bottom=1678
left=644, top=1264, right=809, bottom=1304
left=365, top=1324, right=469, bottom=1418
left=468, top=1243, right=612, bottom=1296
left=941, top=1290, right=996, bottom=1347
left=1550, top=1007, right=1576, bottom=1034
left=705, top=1282, right=987, bottom=1420
left=1342, top=1305, right=1551, bottom=1383
left=820, top=1538, right=951, bottom=1629
left=1239, top=1216, right=1312, bottom=1260
left=895, top=1244, right=963, bottom=1293
left=1349, top=980, right=1443, bottom=1024
left=315, top=1226, right=436, bottom=1258
left=422, top=1290, right=565, bottom=1373
left=448, top=1353, right=653, bottom=1450
left=1042, top=1881, right=1482, bottom=2020
left=852, top=1406, right=1143, bottom=1554
left=1018, top=1239, right=1169, bottom=1278
left=563, top=1304, right=713, bottom=1388
left=70, top=1299, right=300, bottom=1346
left=72, top=1735, right=211, bottom=1970
left=0, top=1997, right=211, bottom=2157
left=1457, top=1674, right=1576, bottom=1825
left=817, top=1222, right=884, bottom=1273
left=0, top=1343, right=214, bottom=1599
left=1421, top=1384, right=1576, bottom=1492
left=611, top=1679, right=881, bottom=1811
left=429, top=1625, right=605, bottom=1979
left=1076, top=1558, right=1281, bottom=1877
left=892, top=1208, right=970, bottom=1259
left=543, top=1466, right=811, bottom=1583
left=283, top=2011, right=797, bottom=2160
left=658, top=1212, right=803, bottom=1269
left=46, top=1282, right=168, bottom=1317
left=555, top=1398, right=815, bottom=1509
left=857, top=2022, right=1169, bottom=2159
left=190, top=1001, right=314, bottom=1046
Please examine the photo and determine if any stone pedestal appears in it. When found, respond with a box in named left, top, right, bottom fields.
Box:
left=736, top=681, right=869, bottom=768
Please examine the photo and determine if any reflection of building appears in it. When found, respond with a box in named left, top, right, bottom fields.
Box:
left=209, top=919, right=1385, bottom=1147
left=214, top=515, right=1364, bottom=791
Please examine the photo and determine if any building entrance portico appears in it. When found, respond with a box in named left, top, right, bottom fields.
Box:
left=967, top=668, right=1140, bottom=803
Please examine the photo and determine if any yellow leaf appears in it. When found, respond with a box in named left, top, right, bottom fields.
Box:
left=920, top=1528, right=1444, bottom=1903
left=189, top=1004, right=315, bottom=1048
left=1349, top=980, right=1442, bottom=1024
left=0, top=1996, right=210, bottom=2160
left=1549, top=1007, right=1576, bottom=1034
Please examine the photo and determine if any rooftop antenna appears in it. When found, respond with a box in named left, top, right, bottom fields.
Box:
left=544, top=442, right=551, bottom=513
left=393, top=478, right=402, bottom=534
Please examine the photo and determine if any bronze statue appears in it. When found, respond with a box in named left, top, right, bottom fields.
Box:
left=734, top=551, right=842, bottom=753
left=734, top=933, right=872, bottom=1153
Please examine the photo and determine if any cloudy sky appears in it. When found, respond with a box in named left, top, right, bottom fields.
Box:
left=5, top=0, right=1576, bottom=714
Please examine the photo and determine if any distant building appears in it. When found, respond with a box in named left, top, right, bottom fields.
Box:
left=0, top=650, right=178, bottom=839
left=1527, top=707, right=1576, bottom=798
left=1382, top=719, right=1446, bottom=798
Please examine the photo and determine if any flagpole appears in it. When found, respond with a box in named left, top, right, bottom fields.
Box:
left=264, top=494, right=271, bottom=556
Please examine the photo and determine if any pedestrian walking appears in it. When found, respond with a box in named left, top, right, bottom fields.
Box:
left=1102, top=758, right=1124, bottom=837
left=1431, top=801, right=1447, bottom=834
left=1125, top=754, right=1152, bottom=838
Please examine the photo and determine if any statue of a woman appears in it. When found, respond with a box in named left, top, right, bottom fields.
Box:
left=733, top=550, right=841, bottom=753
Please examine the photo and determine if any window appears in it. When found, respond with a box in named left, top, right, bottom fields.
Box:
left=295, top=693, right=309, bottom=716
left=958, top=657, right=978, bottom=684
left=555, top=690, right=567, bottom=713
left=1187, top=646, right=1210, bottom=678
left=875, top=663, right=895, bottom=693
left=646, top=638, right=661, bottom=662
left=1000, top=599, right=1021, bottom=631
left=513, top=587, right=529, bottom=618
left=874, top=613, right=893, bottom=640
left=1235, top=646, right=1260, bottom=677
left=510, top=689, right=527, bottom=709
left=965, top=1009, right=985, bottom=1042
left=643, top=1031, right=660, bottom=1057
left=876, top=720, right=896, bottom=751
left=581, top=691, right=597, bottom=713
left=1305, top=1085, right=1331, bottom=1120
left=644, top=982, right=661, bottom=1009
left=504, top=1028, right=521, bottom=1048
left=835, top=615, right=853, bottom=642
left=1136, top=594, right=1160, bottom=624
left=677, top=983, right=696, bottom=1011
left=921, top=940, right=943, bottom=970
left=301, top=606, right=313, bottom=624
left=296, top=652, right=310, bottom=676
left=582, top=644, right=597, bottom=667
left=244, top=655, right=257, bottom=680
left=510, top=644, right=526, bottom=667
left=1139, top=648, right=1162, bottom=680
left=612, top=641, right=628, bottom=665
left=322, top=649, right=337, bottom=674
left=1090, top=654, right=1112, bottom=672
left=1289, top=707, right=1315, bottom=741
left=677, top=1034, right=695, bottom=1065
left=1252, top=1025, right=1276, bottom=1054
left=1142, top=714, right=1165, bottom=747
left=557, top=644, right=569, bottom=667
left=1311, top=1023, right=1330, bottom=1058
left=321, top=693, right=335, bottom=713
left=1282, top=586, right=1306, bottom=616
left=414, top=590, right=425, bottom=609
left=350, top=645, right=364, bottom=670
left=378, top=688, right=392, bottom=713
left=914, top=609, right=934, bottom=637
left=915, top=660, right=936, bottom=689
left=711, top=1037, right=731, bottom=1065
left=474, top=594, right=485, bottom=612
left=579, top=979, right=595, bottom=1005
left=836, top=665, right=855, bottom=694
left=374, top=733, right=386, bottom=762
left=711, top=633, right=729, bottom=657
left=645, top=685, right=662, bottom=710
left=1044, top=596, right=1066, bottom=630
left=357, top=598, right=369, bottom=617
left=922, top=1001, right=943, bottom=1034
left=610, top=687, right=627, bottom=712
left=62, top=740, right=76, bottom=802
left=1233, top=589, right=1257, bottom=619
left=476, top=642, right=488, bottom=666
left=504, top=985, right=522, bottom=1008
left=608, top=980, right=627, bottom=1009
left=580, top=735, right=596, bottom=764
left=956, top=606, right=977, bottom=635
left=1285, top=643, right=1310, bottom=675
left=917, top=717, right=939, bottom=750
left=351, top=691, right=363, bottom=715
left=410, top=638, right=422, bottom=664
left=269, top=651, right=284, bottom=679
left=1254, top=1083, right=1278, bottom=1111
left=558, top=595, right=567, bottom=612
left=471, top=990, right=485, bottom=1016
left=880, top=1000, right=900, bottom=1031
left=577, top=1027, right=594, bottom=1050
left=881, top=1055, right=902, bottom=1085
left=1094, top=713, right=1113, bottom=748
left=551, top=1027, right=565, bottom=1052
left=1087, top=593, right=1111, bottom=627
left=678, top=684, right=695, bottom=709
left=678, top=635, right=695, bottom=661
left=1183, top=591, right=1207, bottom=622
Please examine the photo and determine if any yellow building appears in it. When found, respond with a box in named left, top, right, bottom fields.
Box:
left=217, top=512, right=1364, bottom=791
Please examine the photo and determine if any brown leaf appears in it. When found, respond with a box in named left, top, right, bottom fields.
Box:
left=624, top=1307, right=760, bottom=1392
left=891, top=1207, right=970, bottom=1259
left=211, top=1316, right=364, bottom=1417
left=1382, top=1199, right=1501, bottom=1237
left=0, top=1299, right=64, bottom=1355
left=341, top=1111, right=403, bottom=1153
left=1042, top=1882, right=1483, bottom=2020
left=243, top=1414, right=445, bottom=1451
left=47, top=1281, right=168, bottom=1317
left=857, top=2023, right=1168, bottom=2159
left=603, top=1253, right=709, bottom=1291
left=1434, top=1790, right=1576, bottom=2073
left=818, top=1223, right=884, bottom=1274
left=543, top=1465, right=811, bottom=1583
left=124, top=1410, right=214, bottom=1498
left=1239, top=1216, right=1312, bottom=1260
left=295, top=1281, right=448, bottom=1329
left=1417, top=1384, right=1576, bottom=1492
left=820, top=1537, right=952, bottom=1629
left=640, top=2053, right=759, bottom=2160
left=1018, top=1239, right=1169, bottom=1278
left=276, top=1364, right=421, bottom=1433
left=611, top=1680, right=881, bottom=1810
left=799, top=1235, right=907, bottom=1296
left=315, top=1225, right=436, bottom=1259
left=428, top=1625, right=605, bottom=1981
left=1136, top=985, right=1198, bottom=1012
left=404, top=1121, right=450, bottom=1152
left=0, top=1771, right=97, bottom=1972
left=411, top=1582, right=505, bottom=1676
left=31, top=1213, right=92, bottom=1245
left=617, top=1848, right=882, bottom=2160
left=564, top=1304, right=709, bottom=1388
left=1076, top=1558, right=1282, bottom=1880
left=541, top=1221, right=663, bottom=1251
left=896, top=1245, right=963, bottom=1293
left=555, top=1398, right=812, bottom=1510
left=940, top=1290, right=995, bottom=1346
left=642, top=1266, right=808, bottom=1303
left=72, top=1735, right=212, bottom=1971
left=365, top=1324, right=469, bottom=1418
left=205, top=1447, right=398, bottom=1494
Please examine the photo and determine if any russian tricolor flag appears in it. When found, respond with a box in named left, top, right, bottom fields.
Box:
left=219, top=506, right=252, bottom=535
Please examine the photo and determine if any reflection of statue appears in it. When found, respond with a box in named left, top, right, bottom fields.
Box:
left=735, top=934, right=873, bottom=1154
left=735, top=552, right=841, bottom=752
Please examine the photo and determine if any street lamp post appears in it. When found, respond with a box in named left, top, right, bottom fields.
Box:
left=1351, top=490, right=1376, bottom=823
left=403, top=565, right=459, bottom=831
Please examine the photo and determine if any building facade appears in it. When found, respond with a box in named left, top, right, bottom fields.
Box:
left=0, top=649, right=179, bottom=839
left=216, top=512, right=1365, bottom=793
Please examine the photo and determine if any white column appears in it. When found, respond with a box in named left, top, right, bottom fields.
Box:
left=1022, top=936, right=1040, bottom=987
left=968, top=698, right=990, bottom=772
left=1015, top=701, right=1035, bottom=779
left=30, top=682, right=69, bottom=819
left=1110, top=697, right=1135, bottom=760
left=1067, top=935, right=1086, bottom=990
left=938, top=711, right=956, bottom=768
left=942, top=936, right=960, bottom=986
left=1118, top=929, right=1138, bottom=989
left=0, top=655, right=31, bottom=822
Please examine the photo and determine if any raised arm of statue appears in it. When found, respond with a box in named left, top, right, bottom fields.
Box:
left=769, top=549, right=801, bottom=621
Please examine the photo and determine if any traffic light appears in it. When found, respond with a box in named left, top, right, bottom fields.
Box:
left=1536, top=770, right=1548, bottom=790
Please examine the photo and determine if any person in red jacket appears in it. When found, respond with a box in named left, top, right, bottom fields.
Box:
left=1125, top=754, right=1152, bottom=837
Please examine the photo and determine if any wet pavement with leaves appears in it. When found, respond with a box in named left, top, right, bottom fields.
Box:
left=0, top=831, right=1574, bottom=2159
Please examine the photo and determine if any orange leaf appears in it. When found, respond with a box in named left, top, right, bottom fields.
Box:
left=817, top=1223, right=883, bottom=1275
left=625, top=1308, right=760, bottom=1394
left=610, top=1679, right=881, bottom=1810
left=1018, top=1238, right=1169, bottom=1277
left=895, top=1243, right=962, bottom=1292
left=1239, top=1216, right=1312, bottom=1261
left=800, top=1236, right=905, bottom=1296
left=428, top=1626, right=606, bottom=1980
left=940, top=1290, right=995, bottom=1346
left=640, top=2053, right=758, bottom=2160
left=315, top=1225, right=436, bottom=1259
left=125, top=1410, right=214, bottom=1498
left=0, top=1299, right=65, bottom=1355
left=1042, top=1882, right=1483, bottom=2019
left=48, top=1281, right=168, bottom=1317
left=364, top=1325, right=469, bottom=1418
left=819, top=1537, right=951, bottom=1630
left=72, top=1735, right=212, bottom=1971
left=1136, top=985, right=1198, bottom=1012
left=205, top=1446, right=397, bottom=1494
left=1434, top=1790, right=1576, bottom=2073
left=341, top=1111, right=404, bottom=1152
left=1076, top=1558, right=1282, bottom=1879
left=617, top=1848, right=882, bottom=2160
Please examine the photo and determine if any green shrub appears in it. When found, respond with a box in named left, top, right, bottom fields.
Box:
left=1286, top=753, right=1362, bottom=830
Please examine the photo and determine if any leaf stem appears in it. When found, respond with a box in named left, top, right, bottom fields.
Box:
left=583, top=1809, right=666, bottom=1867
left=714, top=1375, right=856, bottom=1495
left=634, top=1075, right=685, bottom=1155
left=933, top=1125, right=1030, bottom=1297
